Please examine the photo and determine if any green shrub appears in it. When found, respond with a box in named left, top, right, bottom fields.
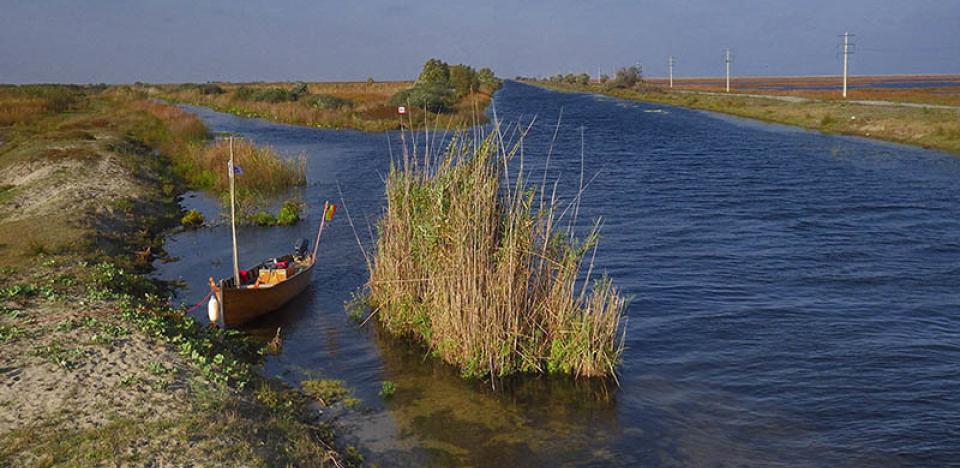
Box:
left=289, top=82, right=308, bottom=101
left=249, top=211, right=276, bottom=226
left=251, top=88, right=294, bottom=103
left=233, top=86, right=256, bottom=100
left=199, top=84, right=225, bottom=95
left=275, top=200, right=301, bottom=226
left=389, top=83, right=455, bottom=113
left=311, top=94, right=352, bottom=110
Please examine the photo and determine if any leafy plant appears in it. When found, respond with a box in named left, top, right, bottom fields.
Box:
left=379, top=381, right=396, bottom=398
left=275, top=200, right=301, bottom=225
left=181, top=209, right=205, bottom=228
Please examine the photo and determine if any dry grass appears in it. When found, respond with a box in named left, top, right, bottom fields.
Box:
left=107, top=92, right=306, bottom=207
left=646, top=75, right=960, bottom=107
left=367, top=125, right=626, bottom=380
left=199, top=138, right=305, bottom=203
left=152, top=81, right=492, bottom=132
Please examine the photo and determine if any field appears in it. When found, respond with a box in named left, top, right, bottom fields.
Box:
left=645, top=74, right=960, bottom=107
left=150, top=80, right=495, bottom=132
left=529, top=76, right=960, bottom=156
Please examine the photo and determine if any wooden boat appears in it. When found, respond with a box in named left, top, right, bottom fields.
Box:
left=206, top=137, right=334, bottom=328
left=211, top=253, right=315, bottom=327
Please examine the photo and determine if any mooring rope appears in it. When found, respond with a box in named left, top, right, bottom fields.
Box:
left=182, top=289, right=214, bottom=315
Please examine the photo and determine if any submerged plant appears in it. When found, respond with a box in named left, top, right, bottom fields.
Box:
left=180, top=209, right=205, bottom=228
left=367, top=125, right=627, bottom=380
left=301, top=379, right=351, bottom=406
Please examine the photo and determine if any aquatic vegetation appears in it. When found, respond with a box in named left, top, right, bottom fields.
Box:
left=301, top=379, right=352, bottom=406
left=275, top=200, right=302, bottom=225
left=180, top=208, right=205, bottom=228
left=368, top=128, right=627, bottom=379
left=379, top=381, right=396, bottom=398
left=248, top=210, right=277, bottom=226
left=200, top=138, right=306, bottom=204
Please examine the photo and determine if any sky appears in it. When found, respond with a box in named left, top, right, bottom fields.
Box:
left=1, top=0, right=959, bottom=84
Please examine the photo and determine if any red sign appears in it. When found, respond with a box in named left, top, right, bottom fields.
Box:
left=397, top=106, right=406, bottom=115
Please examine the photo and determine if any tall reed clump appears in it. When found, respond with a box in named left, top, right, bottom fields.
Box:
left=125, top=99, right=306, bottom=207
left=367, top=129, right=627, bottom=380
left=200, top=138, right=306, bottom=204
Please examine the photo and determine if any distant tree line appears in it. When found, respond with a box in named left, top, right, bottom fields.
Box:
left=390, top=59, right=502, bottom=112
left=524, top=65, right=644, bottom=90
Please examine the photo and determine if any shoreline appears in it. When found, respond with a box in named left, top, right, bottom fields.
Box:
left=524, top=80, right=960, bottom=156
left=0, top=87, right=362, bottom=466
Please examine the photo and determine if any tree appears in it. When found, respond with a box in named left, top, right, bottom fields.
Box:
left=417, top=59, right=451, bottom=86
left=449, top=64, right=479, bottom=98
left=290, top=82, right=309, bottom=100
left=477, top=67, right=500, bottom=90
left=607, top=66, right=642, bottom=89
left=576, top=73, right=591, bottom=85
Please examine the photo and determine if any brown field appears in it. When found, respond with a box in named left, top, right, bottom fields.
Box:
left=148, top=80, right=494, bottom=132
left=645, top=74, right=960, bottom=107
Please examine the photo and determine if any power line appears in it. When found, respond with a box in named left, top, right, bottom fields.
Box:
left=841, top=32, right=855, bottom=98
left=724, top=48, right=733, bottom=92
left=668, top=56, right=677, bottom=88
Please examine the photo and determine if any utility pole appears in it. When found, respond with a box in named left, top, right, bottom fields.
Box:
left=841, top=32, right=855, bottom=98
left=724, top=48, right=732, bottom=93
left=668, top=56, right=676, bottom=88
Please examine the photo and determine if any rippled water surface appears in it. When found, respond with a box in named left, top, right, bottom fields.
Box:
left=156, top=82, right=960, bottom=466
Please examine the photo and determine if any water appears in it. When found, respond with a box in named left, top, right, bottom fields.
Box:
left=155, top=82, right=960, bottom=466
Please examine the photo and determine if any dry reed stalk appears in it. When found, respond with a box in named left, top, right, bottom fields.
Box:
left=367, top=123, right=626, bottom=380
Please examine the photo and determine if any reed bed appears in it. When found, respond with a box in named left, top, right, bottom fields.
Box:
left=125, top=99, right=305, bottom=205
left=199, top=138, right=306, bottom=199
left=367, top=125, right=626, bottom=380
left=155, top=81, right=492, bottom=132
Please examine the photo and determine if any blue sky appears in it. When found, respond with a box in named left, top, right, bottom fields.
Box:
left=1, top=0, right=958, bottom=83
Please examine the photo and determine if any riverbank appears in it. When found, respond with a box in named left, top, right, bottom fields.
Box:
left=0, top=86, right=359, bottom=466
left=147, top=80, right=495, bottom=132
left=525, top=80, right=960, bottom=156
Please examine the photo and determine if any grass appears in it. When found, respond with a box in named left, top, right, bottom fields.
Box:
left=199, top=138, right=305, bottom=204
left=152, top=80, right=494, bottom=132
left=528, top=79, right=960, bottom=156
left=367, top=127, right=627, bottom=380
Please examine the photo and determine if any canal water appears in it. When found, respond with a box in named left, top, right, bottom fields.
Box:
left=156, top=81, right=960, bottom=466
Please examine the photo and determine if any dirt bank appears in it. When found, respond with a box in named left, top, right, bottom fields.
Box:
left=0, top=86, right=358, bottom=466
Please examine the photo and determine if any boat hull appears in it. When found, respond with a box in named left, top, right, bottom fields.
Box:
left=218, top=261, right=314, bottom=327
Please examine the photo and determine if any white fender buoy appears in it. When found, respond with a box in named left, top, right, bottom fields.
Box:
left=208, top=295, right=221, bottom=324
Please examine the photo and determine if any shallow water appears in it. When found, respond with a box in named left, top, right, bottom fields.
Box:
left=156, top=81, right=960, bottom=466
